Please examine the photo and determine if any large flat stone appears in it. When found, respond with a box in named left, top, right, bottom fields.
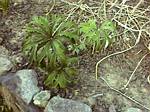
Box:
left=44, top=96, right=92, bottom=112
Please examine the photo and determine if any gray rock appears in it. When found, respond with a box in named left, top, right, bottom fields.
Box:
left=0, top=57, right=13, bottom=75
left=15, top=69, right=40, bottom=104
left=125, top=107, right=142, bottom=112
left=1, top=69, right=40, bottom=104
left=33, top=90, right=51, bottom=107
left=44, top=96, right=92, bottom=112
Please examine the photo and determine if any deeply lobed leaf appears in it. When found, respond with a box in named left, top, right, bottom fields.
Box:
left=23, top=14, right=78, bottom=88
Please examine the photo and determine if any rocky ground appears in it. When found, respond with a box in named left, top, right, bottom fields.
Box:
left=0, top=0, right=150, bottom=112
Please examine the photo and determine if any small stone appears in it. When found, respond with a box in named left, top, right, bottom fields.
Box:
left=125, top=107, right=142, bottom=112
left=33, top=90, right=50, bottom=107
left=0, top=57, right=13, bottom=75
left=87, top=97, right=96, bottom=106
left=44, top=96, right=92, bottom=112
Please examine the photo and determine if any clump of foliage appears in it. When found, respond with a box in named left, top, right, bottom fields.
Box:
left=23, top=15, right=78, bottom=88
left=44, top=57, right=77, bottom=88
left=79, top=19, right=116, bottom=53
left=23, top=14, right=116, bottom=88
left=0, top=0, right=10, bottom=13
left=99, top=20, right=116, bottom=48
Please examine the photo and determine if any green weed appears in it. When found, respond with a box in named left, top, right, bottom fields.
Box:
left=23, top=15, right=78, bottom=88
left=79, top=19, right=116, bottom=53
left=23, top=14, right=116, bottom=88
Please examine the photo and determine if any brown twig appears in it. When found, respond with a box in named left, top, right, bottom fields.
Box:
left=122, top=53, right=148, bottom=89
left=98, top=77, right=150, bottom=111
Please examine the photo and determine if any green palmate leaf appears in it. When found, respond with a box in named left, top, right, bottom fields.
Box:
left=67, top=57, right=78, bottom=65
left=29, top=44, right=38, bottom=63
left=52, top=40, right=66, bottom=63
left=79, top=19, right=116, bottom=52
left=80, top=19, right=97, bottom=33
left=55, top=73, right=69, bottom=88
left=80, top=19, right=101, bottom=52
left=44, top=69, right=73, bottom=88
left=60, top=31, right=78, bottom=41
left=100, top=20, right=116, bottom=32
left=23, top=14, right=78, bottom=88
left=37, top=47, right=46, bottom=65
left=22, top=38, right=32, bottom=53
left=51, top=15, right=63, bottom=31
left=48, top=53, right=57, bottom=70
left=100, top=20, right=116, bottom=48
left=44, top=56, right=77, bottom=88
left=44, top=71, right=56, bottom=86
left=68, top=41, right=87, bottom=55
left=28, top=17, right=52, bottom=38
left=65, top=67, right=77, bottom=77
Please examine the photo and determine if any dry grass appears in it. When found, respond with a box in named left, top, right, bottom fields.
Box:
left=51, top=0, right=150, bottom=110
left=53, top=0, right=150, bottom=76
left=53, top=0, right=150, bottom=48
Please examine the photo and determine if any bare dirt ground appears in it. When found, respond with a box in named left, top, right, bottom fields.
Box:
left=1, top=0, right=150, bottom=112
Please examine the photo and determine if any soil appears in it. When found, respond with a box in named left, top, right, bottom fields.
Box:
left=0, top=0, right=150, bottom=112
